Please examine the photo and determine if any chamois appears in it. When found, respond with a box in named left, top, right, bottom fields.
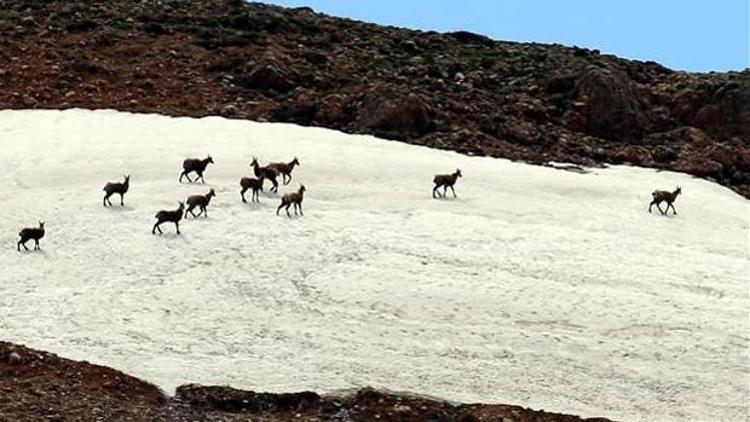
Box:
left=103, top=175, right=130, bottom=206
left=250, top=157, right=279, bottom=193
left=649, top=186, right=682, bottom=215
left=179, top=155, right=214, bottom=183
left=240, top=176, right=264, bottom=203
left=18, top=221, right=45, bottom=251
left=268, top=157, right=300, bottom=185
left=433, top=169, right=462, bottom=198
left=185, top=188, right=216, bottom=218
left=277, top=185, right=306, bottom=217
left=153, top=202, right=184, bottom=235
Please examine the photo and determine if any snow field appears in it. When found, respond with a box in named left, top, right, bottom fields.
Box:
left=0, top=109, right=747, bottom=421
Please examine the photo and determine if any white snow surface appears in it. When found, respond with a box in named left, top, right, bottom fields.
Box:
left=1, top=109, right=748, bottom=421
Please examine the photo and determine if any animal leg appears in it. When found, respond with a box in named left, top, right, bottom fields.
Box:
left=175, top=222, right=180, bottom=235
left=450, top=185, right=457, bottom=198
left=34, top=239, right=40, bottom=250
left=648, top=201, right=655, bottom=213
left=276, top=203, right=284, bottom=215
left=241, top=188, right=247, bottom=203
left=286, top=204, right=292, bottom=217
left=656, top=203, right=665, bottom=215
left=298, top=202, right=303, bottom=216
left=201, top=206, right=207, bottom=217
left=120, top=193, right=124, bottom=206
left=433, top=185, right=440, bottom=198
left=197, top=171, right=205, bottom=184
left=669, top=203, right=677, bottom=215
left=18, top=240, right=27, bottom=251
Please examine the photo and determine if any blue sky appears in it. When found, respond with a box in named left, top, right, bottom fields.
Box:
left=261, top=0, right=748, bottom=72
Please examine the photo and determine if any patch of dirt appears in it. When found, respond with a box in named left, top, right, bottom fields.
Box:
left=1, top=342, right=615, bottom=421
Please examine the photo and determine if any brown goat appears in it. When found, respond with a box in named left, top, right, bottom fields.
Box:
left=277, top=185, right=306, bottom=217
left=268, top=157, right=300, bottom=185
left=180, top=155, right=214, bottom=183
left=240, top=176, right=264, bottom=203
left=185, top=189, right=216, bottom=218
left=433, top=169, right=463, bottom=198
left=103, top=175, right=130, bottom=206
left=251, top=157, right=279, bottom=193
left=153, top=202, right=184, bottom=235
left=18, top=221, right=45, bottom=251
left=649, top=186, right=682, bottom=215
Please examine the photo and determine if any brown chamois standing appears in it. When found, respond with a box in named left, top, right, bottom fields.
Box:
left=185, top=188, right=216, bottom=218
left=18, top=221, right=45, bottom=251
left=277, top=185, right=306, bottom=217
left=179, top=155, right=214, bottom=183
left=268, top=157, right=300, bottom=185
left=433, top=169, right=463, bottom=198
left=153, top=202, right=184, bottom=235
left=251, top=157, right=279, bottom=193
left=103, top=175, right=130, bottom=206
left=240, top=176, right=264, bottom=203
left=649, top=186, right=682, bottom=215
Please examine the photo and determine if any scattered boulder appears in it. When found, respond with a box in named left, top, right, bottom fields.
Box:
left=572, top=67, right=652, bottom=141
left=356, top=90, right=438, bottom=140
left=236, top=62, right=295, bottom=93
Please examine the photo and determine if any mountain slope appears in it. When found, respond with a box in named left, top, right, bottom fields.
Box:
left=0, top=0, right=748, bottom=196
left=1, top=109, right=747, bottom=421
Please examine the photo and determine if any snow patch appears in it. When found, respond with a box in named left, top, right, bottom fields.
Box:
left=0, top=109, right=747, bottom=421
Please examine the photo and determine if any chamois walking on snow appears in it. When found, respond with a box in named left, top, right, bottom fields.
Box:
left=153, top=202, right=184, bottom=235
left=277, top=185, right=306, bottom=217
left=649, top=186, right=682, bottom=215
left=433, top=169, right=462, bottom=199
left=251, top=157, right=279, bottom=193
left=185, top=188, right=216, bottom=218
left=268, top=157, right=300, bottom=185
left=18, top=221, right=45, bottom=251
left=103, top=175, right=130, bottom=206
left=179, top=155, right=214, bottom=183
left=240, top=176, right=264, bottom=203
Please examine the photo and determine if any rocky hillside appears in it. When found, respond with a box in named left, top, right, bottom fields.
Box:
left=1, top=341, right=614, bottom=421
left=0, top=0, right=748, bottom=196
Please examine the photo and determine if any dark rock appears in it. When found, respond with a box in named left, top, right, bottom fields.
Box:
left=446, top=31, right=494, bottom=46
left=271, top=101, right=317, bottom=125
left=236, top=63, right=294, bottom=93
left=573, top=67, right=651, bottom=140
left=356, top=91, right=438, bottom=140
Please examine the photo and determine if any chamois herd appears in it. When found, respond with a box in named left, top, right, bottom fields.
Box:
left=16, top=154, right=683, bottom=251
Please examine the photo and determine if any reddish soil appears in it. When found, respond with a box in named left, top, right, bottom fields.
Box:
left=1, top=342, right=615, bottom=421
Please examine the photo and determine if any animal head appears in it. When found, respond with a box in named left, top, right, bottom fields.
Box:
left=178, top=201, right=185, bottom=210
left=206, top=155, right=214, bottom=164
left=39, top=221, right=45, bottom=229
left=124, top=175, right=130, bottom=183
left=299, top=184, right=306, bottom=193
left=674, top=186, right=682, bottom=196
left=207, top=188, right=216, bottom=197
left=456, top=169, right=463, bottom=178
left=251, top=157, right=259, bottom=167
left=292, top=157, right=300, bottom=166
